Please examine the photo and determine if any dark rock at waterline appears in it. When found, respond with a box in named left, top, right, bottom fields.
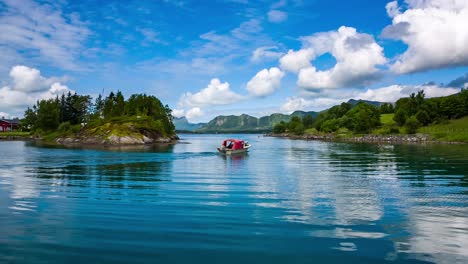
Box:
left=56, top=134, right=179, bottom=146
left=266, top=133, right=465, bottom=144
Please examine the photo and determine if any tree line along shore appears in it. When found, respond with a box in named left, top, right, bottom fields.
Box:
left=15, top=91, right=177, bottom=145
left=270, top=89, right=468, bottom=144
left=2, top=88, right=467, bottom=145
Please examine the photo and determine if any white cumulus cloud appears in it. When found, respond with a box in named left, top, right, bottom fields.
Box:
left=9, top=65, right=62, bottom=92
left=280, top=97, right=342, bottom=113
left=385, top=1, right=401, bottom=17
left=279, top=83, right=460, bottom=113
left=280, top=48, right=315, bottom=73
left=0, top=65, right=73, bottom=118
left=355, top=84, right=460, bottom=103
left=43, top=82, right=73, bottom=99
left=280, top=97, right=310, bottom=113
left=179, top=78, right=245, bottom=107
left=293, top=26, right=386, bottom=89
left=185, top=107, right=204, bottom=122
left=382, top=0, right=468, bottom=73
left=246, top=67, right=285, bottom=97
left=172, top=109, right=185, bottom=118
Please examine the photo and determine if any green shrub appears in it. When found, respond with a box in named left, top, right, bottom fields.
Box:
left=389, top=126, right=400, bottom=134
left=321, top=119, right=339, bottom=133
left=58, top=122, right=71, bottom=133
left=405, top=116, right=421, bottom=134
left=394, top=108, right=407, bottom=126
left=273, top=121, right=287, bottom=133
left=415, top=110, right=431, bottom=126
left=292, top=123, right=305, bottom=135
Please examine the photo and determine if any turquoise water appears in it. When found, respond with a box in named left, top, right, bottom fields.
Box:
left=1, top=134, right=467, bottom=263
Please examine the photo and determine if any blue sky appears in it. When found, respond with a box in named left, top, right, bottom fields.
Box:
left=0, top=0, right=467, bottom=122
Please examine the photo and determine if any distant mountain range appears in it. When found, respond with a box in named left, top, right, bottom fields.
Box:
left=175, top=111, right=318, bottom=133
left=175, top=99, right=385, bottom=133
left=173, top=117, right=206, bottom=131
left=197, top=111, right=318, bottom=133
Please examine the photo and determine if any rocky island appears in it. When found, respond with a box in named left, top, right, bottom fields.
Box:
left=22, top=92, right=178, bottom=146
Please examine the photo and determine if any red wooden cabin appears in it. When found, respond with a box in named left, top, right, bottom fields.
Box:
left=0, top=119, right=20, bottom=132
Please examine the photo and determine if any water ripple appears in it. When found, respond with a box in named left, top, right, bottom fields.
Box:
left=0, top=137, right=467, bottom=263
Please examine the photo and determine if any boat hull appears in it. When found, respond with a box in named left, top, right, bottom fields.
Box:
left=217, top=147, right=249, bottom=155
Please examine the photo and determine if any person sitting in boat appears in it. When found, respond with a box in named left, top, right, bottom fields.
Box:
left=227, top=141, right=234, bottom=149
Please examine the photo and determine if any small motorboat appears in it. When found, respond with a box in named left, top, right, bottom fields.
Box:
left=217, top=139, right=251, bottom=155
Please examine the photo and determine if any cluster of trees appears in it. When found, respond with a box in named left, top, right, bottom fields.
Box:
left=273, top=88, right=468, bottom=135
left=314, top=102, right=381, bottom=133
left=272, top=115, right=314, bottom=135
left=273, top=102, right=381, bottom=135
left=22, top=91, right=175, bottom=135
left=23, top=92, right=91, bottom=132
left=379, top=103, right=394, bottom=114
left=393, top=89, right=468, bottom=133
left=93, top=91, right=174, bottom=133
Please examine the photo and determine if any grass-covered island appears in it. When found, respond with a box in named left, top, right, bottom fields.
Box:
left=21, top=91, right=178, bottom=145
left=270, top=89, right=468, bottom=144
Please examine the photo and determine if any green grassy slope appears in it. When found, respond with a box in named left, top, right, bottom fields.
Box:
left=0, top=132, right=31, bottom=138
left=380, top=113, right=395, bottom=125
left=418, top=116, right=468, bottom=142
left=372, top=113, right=402, bottom=135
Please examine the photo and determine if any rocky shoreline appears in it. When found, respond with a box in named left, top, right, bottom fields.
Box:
left=267, top=133, right=465, bottom=144
left=0, top=132, right=179, bottom=146
left=55, top=134, right=179, bottom=146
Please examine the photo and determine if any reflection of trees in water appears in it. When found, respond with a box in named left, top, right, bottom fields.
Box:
left=25, top=142, right=175, bottom=192
left=95, top=161, right=170, bottom=188
left=327, top=142, right=468, bottom=188
left=25, top=159, right=172, bottom=203
left=28, top=141, right=175, bottom=153
left=97, top=144, right=175, bottom=153
left=386, top=144, right=468, bottom=261
left=391, top=144, right=468, bottom=188
left=32, top=164, right=91, bottom=184
left=326, top=143, right=395, bottom=173
left=29, top=157, right=172, bottom=193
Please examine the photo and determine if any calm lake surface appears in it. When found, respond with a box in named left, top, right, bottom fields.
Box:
left=1, top=134, right=467, bottom=263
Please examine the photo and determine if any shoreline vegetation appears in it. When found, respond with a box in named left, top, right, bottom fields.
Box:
left=266, top=117, right=468, bottom=145
left=3, top=88, right=467, bottom=146
left=268, top=90, right=468, bottom=144
left=0, top=131, right=31, bottom=140
left=267, top=132, right=466, bottom=145
left=16, top=91, right=178, bottom=146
